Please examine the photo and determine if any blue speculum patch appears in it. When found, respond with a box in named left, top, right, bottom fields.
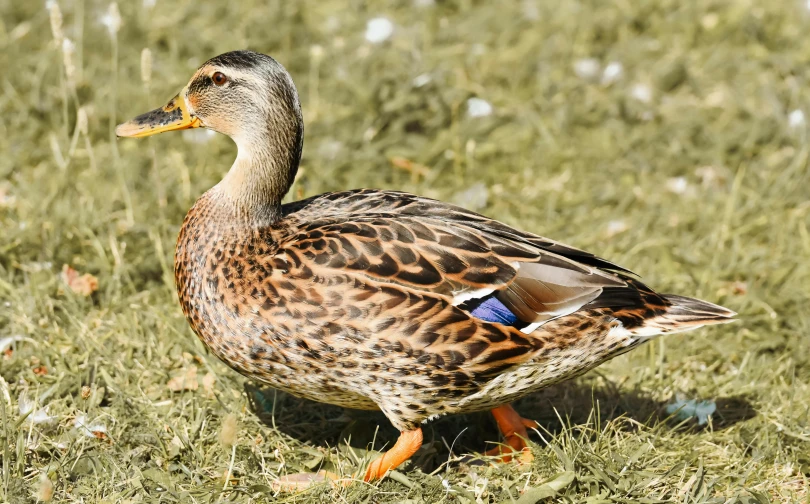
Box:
left=463, top=293, right=521, bottom=326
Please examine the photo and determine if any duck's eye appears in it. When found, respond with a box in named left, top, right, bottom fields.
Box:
left=212, top=72, right=228, bottom=86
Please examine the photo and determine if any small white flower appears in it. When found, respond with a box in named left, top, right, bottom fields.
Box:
left=601, top=61, right=623, bottom=85
left=788, top=109, right=805, bottom=129
left=413, top=0, right=435, bottom=6
left=412, top=73, right=431, bottom=87
left=365, top=17, right=393, bottom=44
left=142, top=0, right=156, bottom=8
left=630, top=83, right=653, bottom=103
left=605, top=220, right=628, bottom=237
left=666, top=176, right=688, bottom=195
left=466, top=98, right=493, bottom=118
left=573, top=58, right=600, bottom=80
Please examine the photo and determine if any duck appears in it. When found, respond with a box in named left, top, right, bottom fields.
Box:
left=116, top=50, right=735, bottom=487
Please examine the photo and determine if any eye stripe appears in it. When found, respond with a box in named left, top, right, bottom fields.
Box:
left=187, top=77, right=212, bottom=96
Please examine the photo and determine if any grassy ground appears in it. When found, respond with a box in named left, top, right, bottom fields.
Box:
left=2, top=0, right=809, bottom=502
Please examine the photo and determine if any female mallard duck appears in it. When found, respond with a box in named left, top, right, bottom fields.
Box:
left=117, top=50, right=735, bottom=485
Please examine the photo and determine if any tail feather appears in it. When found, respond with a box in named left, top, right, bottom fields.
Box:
left=628, top=294, right=736, bottom=337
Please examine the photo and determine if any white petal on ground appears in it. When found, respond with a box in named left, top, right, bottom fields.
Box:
left=74, top=414, right=108, bottom=438
left=573, top=58, right=600, bottom=80
left=29, top=408, right=56, bottom=425
left=666, top=176, right=688, bottom=195
left=631, top=83, right=653, bottom=103
left=605, top=220, right=628, bottom=237
left=18, top=393, right=33, bottom=415
left=1, top=335, right=31, bottom=353
left=788, top=109, right=805, bottom=129
left=601, top=61, right=623, bottom=85
left=466, top=98, right=493, bottom=118
left=412, top=73, right=431, bottom=87
left=365, top=17, right=394, bottom=44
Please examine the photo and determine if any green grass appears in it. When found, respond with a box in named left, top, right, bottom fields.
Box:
left=2, top=0, right=809, bottom=502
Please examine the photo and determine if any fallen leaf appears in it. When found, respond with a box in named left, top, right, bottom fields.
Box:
left=167, top=366, right=198, bottom=392
left=61, top=264, right=98, bottom=296
left=518, top=448, right=534, bottom=465
left=732, top=281, right=748, bottom=295
left=202, top=372, right=216, bottom=397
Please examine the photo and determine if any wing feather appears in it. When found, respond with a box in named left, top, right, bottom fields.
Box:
left=279, top=189, right=627, bottom=325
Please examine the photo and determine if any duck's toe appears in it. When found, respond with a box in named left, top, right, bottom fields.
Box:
left=364, top=428, right=423, bottom=481
left=485, top=404, right=538, bottom=463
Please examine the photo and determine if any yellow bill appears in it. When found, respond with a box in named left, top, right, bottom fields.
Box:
left=115, top=91, right=201, bottom=138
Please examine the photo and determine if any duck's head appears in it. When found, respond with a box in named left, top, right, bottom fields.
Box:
left=116, top=50, right=303, bottom=219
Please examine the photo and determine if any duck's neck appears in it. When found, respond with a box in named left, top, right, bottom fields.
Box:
left=215, top=126, right=303, bottom=226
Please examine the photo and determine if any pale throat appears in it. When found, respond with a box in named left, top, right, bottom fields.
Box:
left=214, top=131, right=295, bottom=225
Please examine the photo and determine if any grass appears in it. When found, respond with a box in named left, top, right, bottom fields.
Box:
left=1, top=0, right=809, bottom=502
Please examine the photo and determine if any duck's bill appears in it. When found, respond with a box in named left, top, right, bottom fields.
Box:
left=115, top=93, right=201, bottom=138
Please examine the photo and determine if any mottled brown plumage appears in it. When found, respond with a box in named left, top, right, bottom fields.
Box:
left=116, top=50, right=736, bottom=485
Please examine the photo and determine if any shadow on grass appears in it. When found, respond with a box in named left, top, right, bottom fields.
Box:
left=245, top=379, right=755, bottom=467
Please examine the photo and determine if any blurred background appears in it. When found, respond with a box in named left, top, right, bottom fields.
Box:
left=1, top=0, right=809, bottom=502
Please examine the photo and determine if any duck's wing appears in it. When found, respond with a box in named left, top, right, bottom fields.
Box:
left=279, top=189, right=628, bottom=325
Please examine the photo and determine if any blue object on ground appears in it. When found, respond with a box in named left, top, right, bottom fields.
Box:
left=665, top=399, right=717, bottom=425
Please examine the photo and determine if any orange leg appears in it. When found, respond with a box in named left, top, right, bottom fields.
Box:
left=485, top=404, right=538, bottom=462
left=273, top=428, right=422, bottom=490
left=364, top=428, right=423, bottom=481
